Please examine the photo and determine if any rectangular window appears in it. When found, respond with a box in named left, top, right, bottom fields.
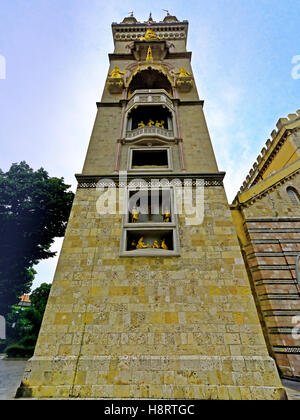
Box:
left=128, top=147, right=173, bottom=172
left=120, top=188, right=180, bottom=257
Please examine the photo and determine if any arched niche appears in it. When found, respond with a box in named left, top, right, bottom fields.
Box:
left=127, top=67, right=173, bottom=96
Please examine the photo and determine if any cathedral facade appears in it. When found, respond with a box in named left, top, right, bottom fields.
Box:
left=231, top=112, right=300, bottom=381
left=18, top=13, right=286, bottom=400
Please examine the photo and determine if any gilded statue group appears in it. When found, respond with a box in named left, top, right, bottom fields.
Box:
left=131, top=207, right=171, bottom=224
left=130, top=206, right=171, bottom=250
left=138, top=120, right=165, bottom=129
left=131, top=237, right=169, bottom=251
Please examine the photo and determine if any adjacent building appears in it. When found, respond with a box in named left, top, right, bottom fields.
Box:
left=231, top=112, right=300, bottom=381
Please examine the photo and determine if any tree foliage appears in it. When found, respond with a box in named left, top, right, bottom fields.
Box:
left=4, top=283, right=52, bottom=357
left=0, top=162, right=74, bottom=316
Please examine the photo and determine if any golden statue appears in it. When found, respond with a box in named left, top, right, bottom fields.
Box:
left=155, top=120, right=165, bottom=128
left=146, top=47, right=153, bottom=62
left=109, top=66, right=127, bottom=78
left=152, top=240, right=160, bottom=249
left=161, top=239, right=169, bottom=250
left=174, top=67, right=192, bottom=77
left=131, top=207, right=139, bottom=223
left=163, top=208, right=171, bottom=223
left=140, top=28, right=160, bottom=41
left=138, top=121, right=145, bottom=128
left=131, top=240, right=137, bottom=250
left=147, top=119, right=155, bottom=127
left=136, top=237, right=149, bottom=249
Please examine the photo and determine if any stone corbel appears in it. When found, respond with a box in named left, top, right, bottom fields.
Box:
left=107, top=77, right=125, bottom=94
left=175, top=76, right=193, bottom=92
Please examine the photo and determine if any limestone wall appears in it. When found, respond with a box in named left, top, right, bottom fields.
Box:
left=19, top=186, right=284, bottom=399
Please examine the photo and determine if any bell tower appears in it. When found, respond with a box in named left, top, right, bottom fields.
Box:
left=18, top=13, right=285, bottom=400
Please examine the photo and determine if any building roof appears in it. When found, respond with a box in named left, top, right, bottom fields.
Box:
left=238, top=110, right=300, bottom=194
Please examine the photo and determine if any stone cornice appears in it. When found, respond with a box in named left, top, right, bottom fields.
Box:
left=96, top=99, right=204, bottom=109
left=75, top=172, right=225, bottom=189
left=112, top=21, right=189, bottom=29
left=108, top=52, right=192, bottom=61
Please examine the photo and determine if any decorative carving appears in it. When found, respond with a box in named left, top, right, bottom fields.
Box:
left=146, top=47, right=153, bottom=62
left=140, top=28, right=160, bottom=41
left=107, top=66, right=126, bottom=93
left=136, top=237, right=148, bottom=249
left=109, top=66, right=127, bottom=78
left=174, top=67, right=193, bottom=92
left=107, top=78, right=124, bottom=93
left=76, top=174, right=225, bottom=189
left=163, top=208, right=171, bottom=223
left=161, top=239, right=169, bottom=250
left=134, top=237, right=169, bottom=250
left=155, top=120, right=165, bottom=128
left=131, top=207, right=139, bottom=223
left=174, top=67, right=192, bottom=77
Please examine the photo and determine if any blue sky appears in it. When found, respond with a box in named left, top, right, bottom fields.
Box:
left=0, top=0, right=299, bottom=290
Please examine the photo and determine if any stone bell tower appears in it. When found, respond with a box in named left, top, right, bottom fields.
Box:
left=18, top=13, right=285, bottom=399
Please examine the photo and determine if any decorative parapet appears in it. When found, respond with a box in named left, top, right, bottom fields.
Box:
left=233, top=159, right=300, bottom=207
left=239, top=110, right=300, bottom=194
left=107, top=77, right=125, bottom=93
left=112, top=21, right=188, bottom=44
left=126, top=126, right=174, bottom=141
left=76, top=172, right=225, bottom=189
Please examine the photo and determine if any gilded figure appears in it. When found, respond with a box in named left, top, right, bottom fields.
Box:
left=174, top=67, right=192, bottom=77
left=163, top=208, right=171, bottom=223
left=109, top=66, right=127, bottom=78
left=161, top=239, right=169, bottom=250
left=136, top=237, right=149, bottom=249
left=140, top=28, right=160, bottom=41
left=131, top=207, right=139, bottom=223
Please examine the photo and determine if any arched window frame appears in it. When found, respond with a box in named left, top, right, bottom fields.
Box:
left=287, top=186, right=300, bottom=204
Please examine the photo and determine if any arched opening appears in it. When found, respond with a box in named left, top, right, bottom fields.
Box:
left=287, top=187, right=300, bottom=204
left=127, top=105, right=173, bottom=131
left=128, top=69, right=172, bottom=96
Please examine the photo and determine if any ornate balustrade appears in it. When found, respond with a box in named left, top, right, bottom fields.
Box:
left=126, top=126, right=174, bottom=141
left=127, top=90, right=174, bottom=111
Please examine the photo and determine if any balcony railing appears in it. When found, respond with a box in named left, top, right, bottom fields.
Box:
left=127, top=89, right=174, bottom=111
left=126, top=126, right=174, bottom=140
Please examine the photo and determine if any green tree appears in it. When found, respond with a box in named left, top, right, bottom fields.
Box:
left=4, top=283, right=52, bottom=357
left=30, top=283, right=51, bottom=314
left=0, top=162, right=74, bottom=317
